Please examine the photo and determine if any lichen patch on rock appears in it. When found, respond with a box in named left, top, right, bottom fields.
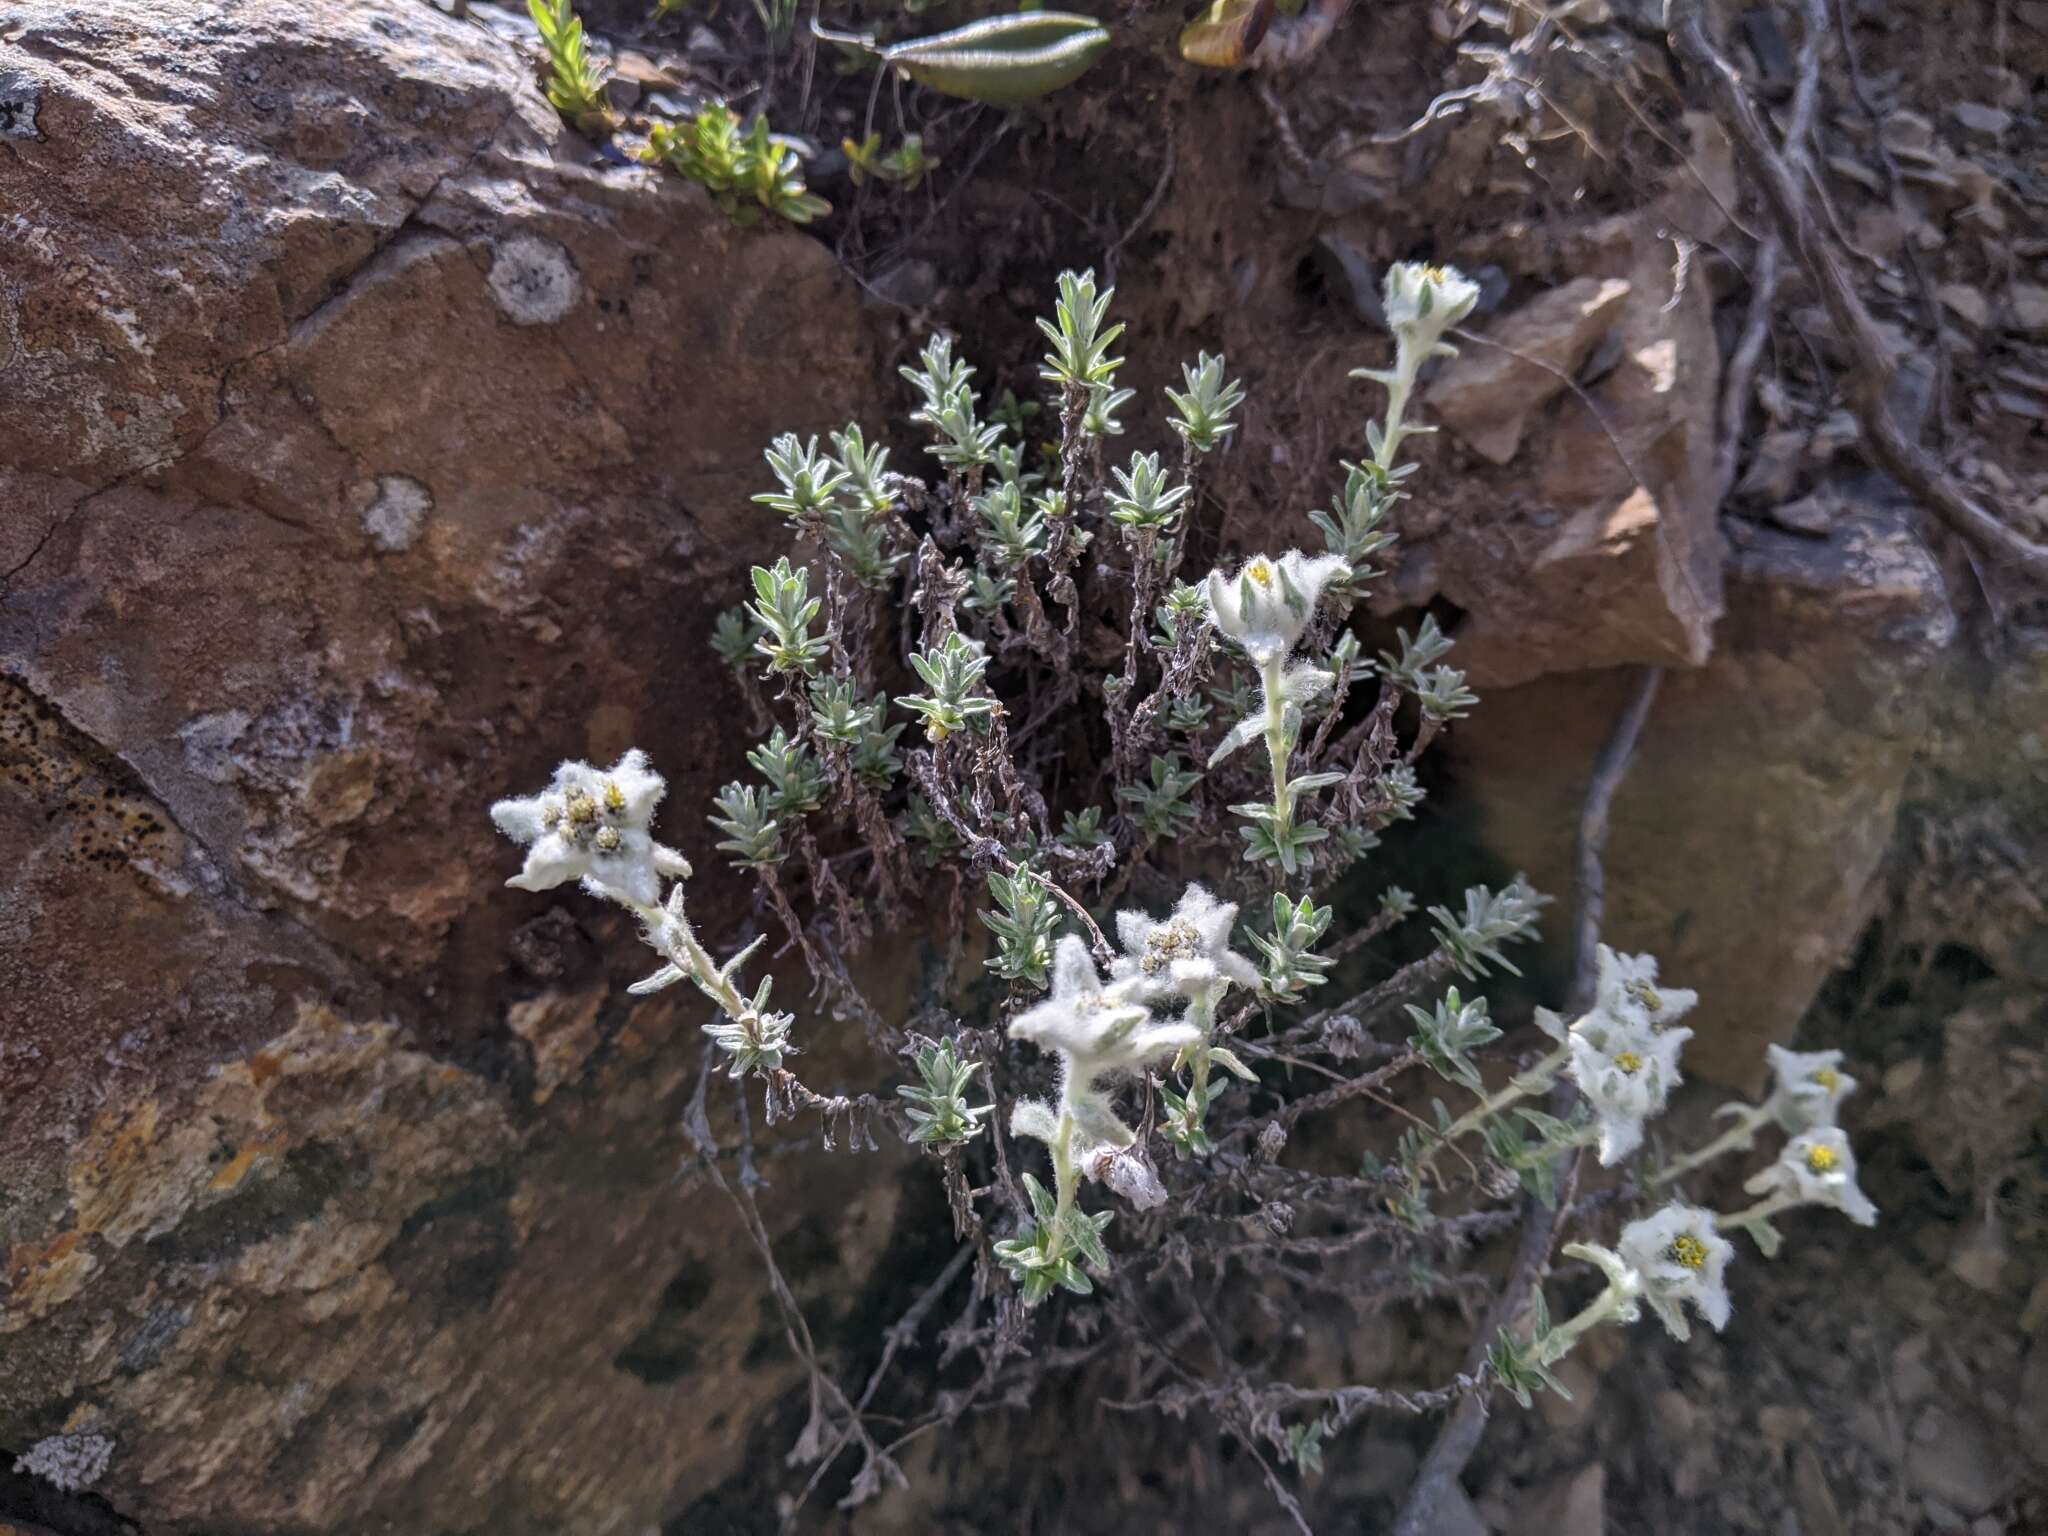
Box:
left=361, top=473, right=433, bottom=551
left=486, top=235, right=581, bottom=326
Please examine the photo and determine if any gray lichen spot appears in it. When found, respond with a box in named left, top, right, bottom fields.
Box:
left=14, top=1431, right=115, bottom=1492
left=363, top=474, right=433, bottom=552
left=0, top=67, right=41, bottom=141
left=487, top=235, right=580, bottom=326
left=177, top=709, right=253, bottom=784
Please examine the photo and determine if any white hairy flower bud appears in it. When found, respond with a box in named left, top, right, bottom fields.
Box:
left=1381, top=261, right=1481, bottom=355
left=1203, top=551, right=1349, bottom=666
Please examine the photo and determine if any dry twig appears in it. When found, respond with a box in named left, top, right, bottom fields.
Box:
left=1668, top=0, right=2048, bottom=581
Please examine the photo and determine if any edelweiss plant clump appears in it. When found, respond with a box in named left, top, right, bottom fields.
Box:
left=488, top=262, right=1881, bottom=1512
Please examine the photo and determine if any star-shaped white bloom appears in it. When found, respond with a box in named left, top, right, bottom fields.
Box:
left=1744, top=1126, right=1878, bottom=1227
left=1592, top=945, right=1699, bottom=1033
left=1203, top=551, right=1350, bottom=666
left=1566, top=1008, right=1691, bottom=1166
left=1010, top=934, right=1200, bottom=1150
left=1619, top=1203, right=1735, bottom=1341
left=1110, top=884, right=1259, bottom=1006
left=1381, top=261, right=1481, bottom=354
left=1762, top=1045, right=1857, bottom=1133
left=491, top=749, right=688, bottom=908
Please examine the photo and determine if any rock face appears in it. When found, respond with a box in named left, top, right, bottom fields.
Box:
left=0, top=1, right=887, bottom=1530
left=1449, top=481, right=1958, bottom=1085
left=1398, top=218, right=1730, bottom=691
left=1427, top=275, right=1633, bottom=467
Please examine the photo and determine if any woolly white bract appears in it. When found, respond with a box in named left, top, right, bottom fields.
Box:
left=1010, top=933, right=1200, bottom=1152
left=1619, top=1203, right=1734, bottom=1341
left=1566, top=1006, right=1691, bottom=1165
left=1560, top=1240, right=1643, bottom=1321
left=1745, top=1126, right=1879, bottom=1227
left=1203, top=552, right=1349, bottom=667
left=1110, top=883, right=1258, bottom=1006
left=1593, top=944, right=1700, bottom=1033
left=490, top=749, right=687, bottom=908
left=1761, top=1044, right=1857, bottom=1133
left=1381, top=261, right=1481, bottom=355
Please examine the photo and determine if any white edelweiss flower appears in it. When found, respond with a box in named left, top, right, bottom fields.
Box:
left=1618, top=1203, right=1735, bottom=1341
left=1592, top=944, right=1700, bottom=1033
left=1381, top=261, right=1481, bottom=353
left=1010, top=934, right=1200, bottom=1149
left=1566, top=1009, right=1691, bottom=1166
left=490, top=749, right=688, bottom=908
left=1744, top=1126, right=1879, bottom=1227
left=1110, top=883, right=1259, bottom=1006
left=1203, top=551, right=1350, bottom=666
left=1762, top=1045, right=1857, bottom=1133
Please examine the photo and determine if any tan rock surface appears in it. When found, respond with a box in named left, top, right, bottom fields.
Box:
left=1449, top=485, right=1957, bottom=1085
left=0, top=1, right=889, bottom=1530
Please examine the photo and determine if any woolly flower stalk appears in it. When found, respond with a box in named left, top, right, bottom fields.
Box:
left=1565, top=953, right=1693, bottom=1165
left=1011, top=934, right=1200, bottom=1152
left=1761, top=1044, right=1857, bottom=1133
left=1564, top=1241, right=1644, bottom=1322
left=1618, top=1203, right=1734, bottom=1341
left=1745, top=1126, right=1879, bottom=1227
left=1203, top=551, right=1350, bottom=666
left=1110, top=884, right=1258, bottom=1007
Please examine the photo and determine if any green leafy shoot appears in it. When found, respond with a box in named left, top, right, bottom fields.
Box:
left=1166, top=351, right=1246, bottom=453
left=898, top=1038, right=993, bottom=1148
left=528, top=0, right=616, bottom=136
left=844, top=133, right=941, bottom=190
left=644, top=106, right=830, bottom=226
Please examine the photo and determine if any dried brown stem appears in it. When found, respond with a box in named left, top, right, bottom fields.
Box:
left=1393, top=662, right=1662, bottom=1533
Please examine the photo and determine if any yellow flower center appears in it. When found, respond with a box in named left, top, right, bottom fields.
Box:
left=593, top=825, right=622, bottom=854
left=603, top=780, right=627, bottom=814
left=1669, top=1233, right=1708, bottom=1270
left=1614, top=1051, right=1643, bottom=1075
left=1247, top=560, right=1274, bottom=587
left=540, top=801, right=563, bottom=829
left=1627, top=979, right=1663, bottom=1013
left=1142, top=919, right=1201, bottom=975
left=566, top=792, right=598, bottom=826
left=1814, top=1068, right=1840, bottom=1093
left=1422, top=265, right=1450, bottom=282
left=1804, top=1144, right=1839, bottom=1175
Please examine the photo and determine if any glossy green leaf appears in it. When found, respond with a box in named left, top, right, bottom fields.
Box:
left=882, top=12, right=1111, bottom=103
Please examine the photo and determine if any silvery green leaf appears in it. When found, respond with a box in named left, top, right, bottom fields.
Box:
left=1010, top=1098, right=1060, bottom=1144
left=628, top=963, right=686, bottom=996
left=1208, top=1047, right=1259, bottom=1083
left=1206, top=712, right=1267, bottom=768
left=1022, top=1172, right=1057, bottom=1226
